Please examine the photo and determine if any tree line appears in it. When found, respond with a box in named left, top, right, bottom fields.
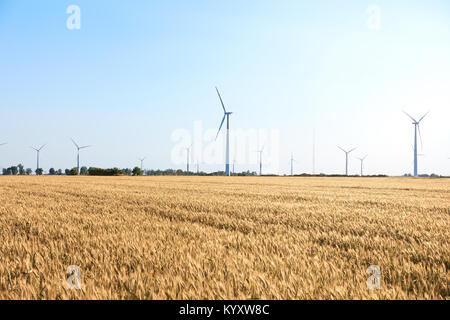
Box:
left=1, top=164, right=258, bottom=176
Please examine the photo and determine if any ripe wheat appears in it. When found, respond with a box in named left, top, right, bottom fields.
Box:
left=0, top=176, right=448, bottom=299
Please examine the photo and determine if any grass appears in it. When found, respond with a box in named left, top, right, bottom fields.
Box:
left=0, top=176, right=448, bottom=299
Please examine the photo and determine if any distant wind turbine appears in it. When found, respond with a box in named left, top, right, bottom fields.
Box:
left=139, top=157, right=146, bottom=172
left=71, top=138, right=91, bottom=174
left=356, top=155, right=368, bottom=176
left=338, top=146, right=357, bottom=176
left=0, top=143, right=6, bottom=166
left=312, top=128, right=316, bottom=175
left=290, top=153, right=296, bottom=176
left=185, top=145, right=192, bottom=172
left=256, top=147, right=265, bottom=176
left=232, top=158, right=236, bottom=175
left=31, top=144, right=46, bottom=172
left=403, top=110, right=429, bottom=177
left=215, top=87, right=233, bottom=176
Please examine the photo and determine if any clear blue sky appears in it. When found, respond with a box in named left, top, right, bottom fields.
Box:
left=0, top=0, right=449, bottom=175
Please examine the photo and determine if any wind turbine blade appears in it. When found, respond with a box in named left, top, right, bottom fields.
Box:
left=418, top=124, right=424, bottom=150
left=79, top=145, right=91, bottom=149
left=215, top=115, right=226, bottom=140
left=215, top=87, right=227, bottom=113
left=349, top=148, right=357, bottom=153
left=403, top=110, right=417, bottom=122
left=39, top=144, right=46, bottom=151
left=338, top=146, right=346, bottom=153
left=418, top=111, right=430, bottom=123
left=70, top=138, right=79, bottom=149
left=0, top=143, right=7, bottom=146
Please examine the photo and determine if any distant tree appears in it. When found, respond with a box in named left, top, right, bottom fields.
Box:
left=88, top=167, right=124, bottom=176
left=18, top=164, right=25, bottom=175
left=132, top=167, right=142, bottom=176
left=49, top=168, right=56, bottom=175
left=80, top=166, right=88, bottom=175
left=6, top=166, right=18, bottom=175
left=68, top=168, right=79, bottom=175
left=57, top=169, right=63, bottom=175
left=65, top=169, right=71, bottom=175
left=35, top=168, right=43, bottom=175
left=26, top=168, right=32, bottom=175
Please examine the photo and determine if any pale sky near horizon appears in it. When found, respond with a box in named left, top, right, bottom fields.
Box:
left=0, top=0, right=449, bottom=175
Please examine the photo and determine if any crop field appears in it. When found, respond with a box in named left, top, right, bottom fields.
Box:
left=0, top=176, right=448, bottom=300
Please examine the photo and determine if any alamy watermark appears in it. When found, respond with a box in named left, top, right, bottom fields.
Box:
left=66, top=5, right=81, bottom=30
left=366, top=5, right=381, bottom=30
left=366, top=265, right=381, bottom=290
left=66, top=265, right=82, bottom=290
left=171, top=121, right=280, bottom=173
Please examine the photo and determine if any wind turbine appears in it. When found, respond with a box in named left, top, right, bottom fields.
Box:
left=256, top=147, right=265, bottom=176
left=338, top=146, right=357, bottom=176
left=215, top=87, right=233, bottom=176
left=312, top=128, right=316, bottom=175
left=0, top=143, right=6, bottom=171
left=185, top=145, right=192, bottom=173
left=71, top=138, right=91, bottom=174
left=356, top=155, right=368, bottom=176
left=403, top=110, right=429, bottom=177
left=31, top=144, right=46, bottom=172
left=290, top=153, right=296, bottom=176
left=139, top=157, right=146, bottom=172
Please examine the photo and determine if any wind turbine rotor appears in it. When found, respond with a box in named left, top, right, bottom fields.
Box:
left=215, top=87, right=227, bottom=114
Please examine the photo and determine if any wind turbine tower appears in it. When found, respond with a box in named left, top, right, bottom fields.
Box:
left=215, top=87, right=233, bottom=176
left=71, top=138, right=91, bottom=174
left=290, top=153, right=295, bottom=176
left=0, top=143, right=7, bottom=169
left=257, top=148, right=264, bottom=176
left=186, top=146, right=191, bottom=172
left=403, top=111, right=429, bottom=177
left=139, top=157, right=146, bottom=172
left=313, top=128, right=316, bottom=175
left=356, top=155, right=368, bottom=176
left=31, top=145, right=46, bottom=172
left=338, top=146, right=357, bottom=176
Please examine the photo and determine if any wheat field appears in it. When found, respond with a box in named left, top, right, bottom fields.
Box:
left=0, top=176, right=448, bottom=300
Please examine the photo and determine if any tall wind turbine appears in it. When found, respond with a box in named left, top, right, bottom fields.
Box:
left=71, top=138, right=91, bottom=174
left=312, top=128, right=316, bottom=175
left=185, top=145, right=192, bottom=172
left=31, top=145, right=46, bottom=172
left=403, top=110, right=429, bottom=177
left=215, top=87, right=233, bottom=176
left=338, top=146, right=357, bottom=176
left=256, top=147, right=265, bottom=176
left=139, top=157, right=146, bottom=172
left=356, top=155, right=368, bottom=176
left=290, top=153, right=296, bottom=176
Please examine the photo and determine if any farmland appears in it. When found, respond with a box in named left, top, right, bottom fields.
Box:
left=0, top=176, right=448, bottom=299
